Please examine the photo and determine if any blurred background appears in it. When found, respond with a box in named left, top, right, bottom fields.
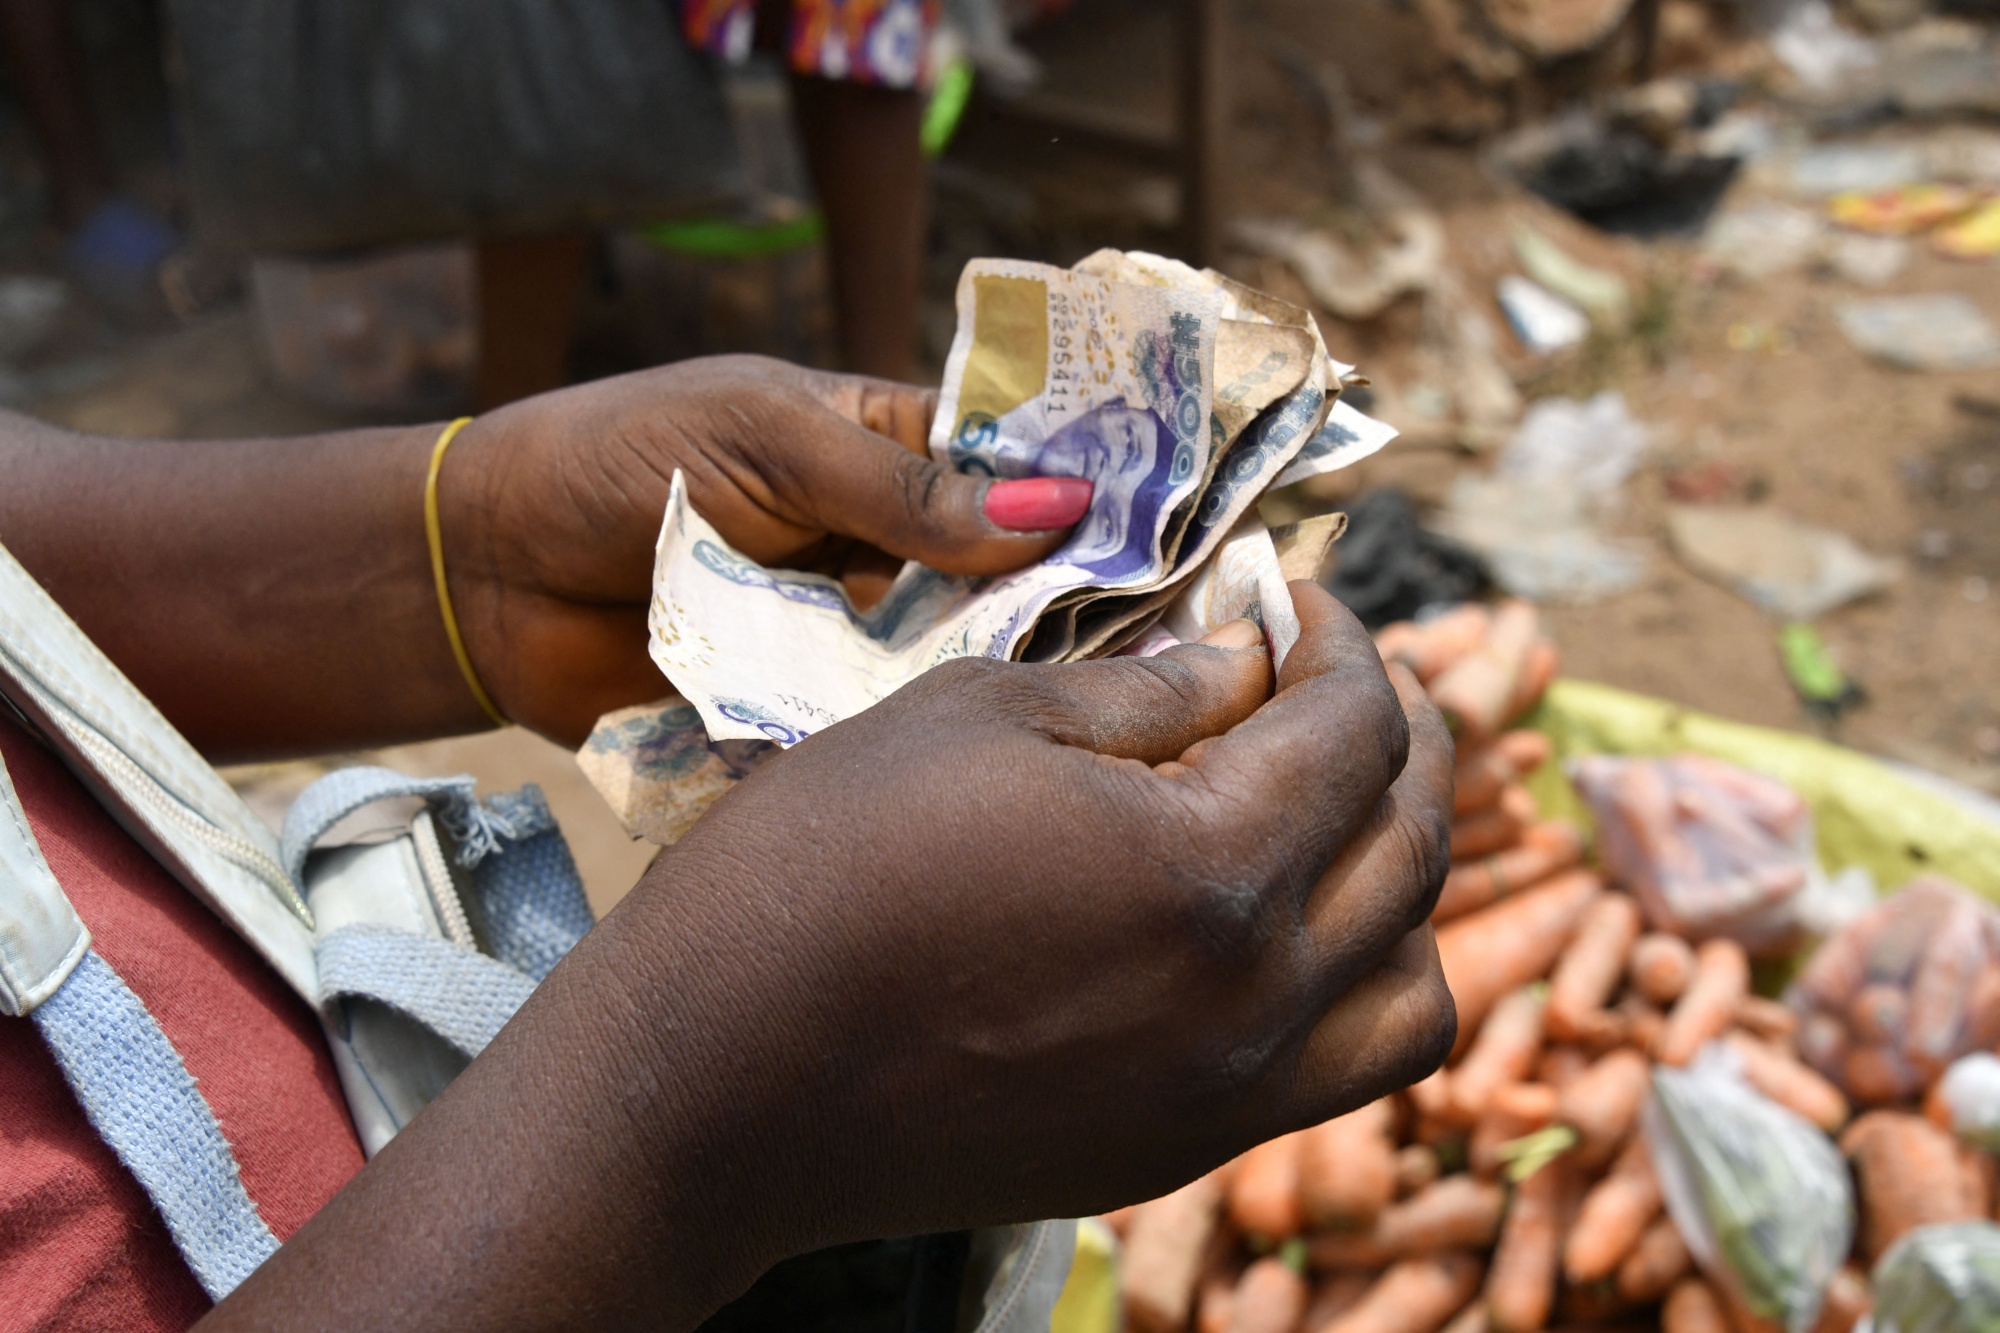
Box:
left=1, top=0, right=1995, bottom=911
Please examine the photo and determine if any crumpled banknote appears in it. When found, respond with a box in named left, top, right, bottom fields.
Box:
left=581, top=250, right=1396, bottom=843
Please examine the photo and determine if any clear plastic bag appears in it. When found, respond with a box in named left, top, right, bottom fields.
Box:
left=1929, top=1053, right=2000, bottom=1154
left=1647, top=1049, right=1856, bottom=1333
left=1571, top=753, right=1858, bottom=953
left=1863, top=1221, right=2000, bottom=1333
left=1787, top=877, right=2000, bottom=1104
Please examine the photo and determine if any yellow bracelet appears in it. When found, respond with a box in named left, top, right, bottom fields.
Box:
left=424, top=417, right=510, bottom=728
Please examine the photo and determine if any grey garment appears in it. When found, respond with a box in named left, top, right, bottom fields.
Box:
left=162, top=0, right=744, bottom=252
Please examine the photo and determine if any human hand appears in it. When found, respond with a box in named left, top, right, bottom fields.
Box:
left=603, top=580, right=1455, bottom=1269
left=439, top=355, right=1094, bottom=743
left=202, top=582, right=1454, bottom=1329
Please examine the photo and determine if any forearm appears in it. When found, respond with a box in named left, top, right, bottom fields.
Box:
left=0, top=411, right=490, bottom=759
left=199, top=851, right=806, bottom=1331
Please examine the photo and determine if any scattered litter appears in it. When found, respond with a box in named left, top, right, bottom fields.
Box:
left=1924, top=128, right=2000, bottom=186
left=1778, top=621, right=1864, bottom=720
left=1822, top=232, right=1911, bottom=285
left=1788, top=143, right=1924, bottom=199
left=1498, top=274, right=1590, bottom=353
left=1666, top=504, right=1902, bottom=620
left=1838, top=294, right=2000, bottom=371
left=1499, top=391, right=1650, bottom=497
left=1490, top=110, right=1740, bottom=236
left=1440, top=393, right=1652, bottom=600
left=1768, top=0, right=1880, bottom=95
left=1511, top=224, right=1629, bottom=324
left=1827, top=184, right=1980, bottom=236
left=1934, top=199, right=2000, bottom=259
left=1728, top=320, right=1799, bottom=354
left=1438, top=475, right=1650, bottom=602
left=1703, top=202, right=1826, bottom=280
left=1666, top=459, right=1765, bottom=503
left=1321, top=489, right=1492, bottom=628
left=1882, top=19, right=2000, bottom=119
left=1235, top=206, right=1444, bottom=320
left=1416, top=272, right=1526, bottom=449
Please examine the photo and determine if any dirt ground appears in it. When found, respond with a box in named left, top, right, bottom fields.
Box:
left=8, top=0, right=2000, bottom=913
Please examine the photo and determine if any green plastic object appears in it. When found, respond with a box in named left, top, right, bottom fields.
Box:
left=1778, top=623, right=1846, bottom=702
left=1522, top=679, right=2000, bottom=903
left=922, top=58, right=974, bottom=159
left=643, top=211, right=826, bottom=259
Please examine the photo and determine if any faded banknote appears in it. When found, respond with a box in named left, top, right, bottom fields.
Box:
left=642, top=250, right=1395, bottom=755
left=651, top=260, right=1225, bottom=745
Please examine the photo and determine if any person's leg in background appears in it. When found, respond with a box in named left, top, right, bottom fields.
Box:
left=0, top=0, right=110, bottom=229
left=789, top=75, right=926, bottom=382
left=474, top=235, right=592, bottom=411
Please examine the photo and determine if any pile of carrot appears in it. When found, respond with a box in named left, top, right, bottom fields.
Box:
left=1099, top=601, right=2000, bottom=1333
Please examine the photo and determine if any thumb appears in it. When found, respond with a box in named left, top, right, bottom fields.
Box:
left=990, top=620, right=1274, bottom=765
left=781, top=412, right=1093, bottom=576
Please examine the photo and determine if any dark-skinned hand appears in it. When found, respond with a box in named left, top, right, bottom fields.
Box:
left=204, top=582, right=1457, bottom=1331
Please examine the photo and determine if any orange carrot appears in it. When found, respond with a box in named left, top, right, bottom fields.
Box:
left=1963, top=961, right=2000, bottom=1052
left=1562, top=1136, right=1662, bottom=1283
left=1848, top=984, right=1908, bottom=1046
left=1615, top=1215, right=1691, bottom=1303
left=1227, top=1255, right=1310, bottom=1333
left=1629, top=932, right=1696, bottom=1006
left=1320, top=1255, right=1484, bottom=1333
left=1724, top=1031, right=1849, bottom=1131
left=1452, top=989, right=1549, bottom=1123
left=1842, top=1042, right=1923, bottom=1106
left=1304, top=1230, right=1393, bottom=1271
left=1797, top=1011, right=1848, bottom=1078
left=1455, top=744, right=1517, bottom=817
left=1535, top=1045, right=1590, bottom=1089
left=1430, top=599, right=1540, bottom=741
left=1555, top=1047, right=1652, bottom=1166
left=1790, top=903, right=1889, bottom=1012
left=1735, top=994, right=1800, bottom=1044
left=1548, top=894, right=1643, bottom=1044
left=1200, top=1272, right=1240, bottom=1333
left=1484, top=1159, right=1575, bottom=1333
left=1663, top=1278, right=1732, bottom=1333
left=1843, top=1110, right=1986, bottom=1260
left=1908, top=895, right=1988, bottom=1070
left=1375, top=1174, right=1508, bottom=1254
left=1618, top=992, right=1666, bottom=1058
left=1656, top=938, right=1750, bottom=1067
left=1299, top=1100, right=1398, bottom=1231
left=1501, top=640, right=1559, bottom=729
left=1435, top=823, right=1586, bottom=925
left=1303, top=1273, right=1375, bottom=1333
left=1464, top=1088, right=1552, bottom=1176
left=1438, top=871, right=1604, bottom=1057
left=1810, top=1265, right=1872, bottom=1333
left=1377, top=604, right=1492, bottom=683
left=1451, top=786, right=1536, bottom=860
left=1230, top=1132, right=1306, bottom=1240
left=1124, top=1171, right=1228, bottom=1333
left=1438, top=1306, right=1488, bottom=1333
left=1407, top=1067, right=1454, bottom=1123
left=1396, top=1144, right=1441, bottom=1197
left=1493, top=730, right=1552, bottom=772
left=1489, top=1082, right=1558, bottom=1124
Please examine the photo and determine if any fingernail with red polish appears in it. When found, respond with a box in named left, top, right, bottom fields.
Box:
left=984, top=477, right=1094, bottom=532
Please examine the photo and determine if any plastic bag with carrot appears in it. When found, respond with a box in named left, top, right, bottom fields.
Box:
left=1863, top=1221, right=2000, bottom=1333
left=1647, top=1051, right=1855, bottom=1333
left=1571, top=753, right=1865, bottom=955
left=1786, top=876, right=2000, bottom=1106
